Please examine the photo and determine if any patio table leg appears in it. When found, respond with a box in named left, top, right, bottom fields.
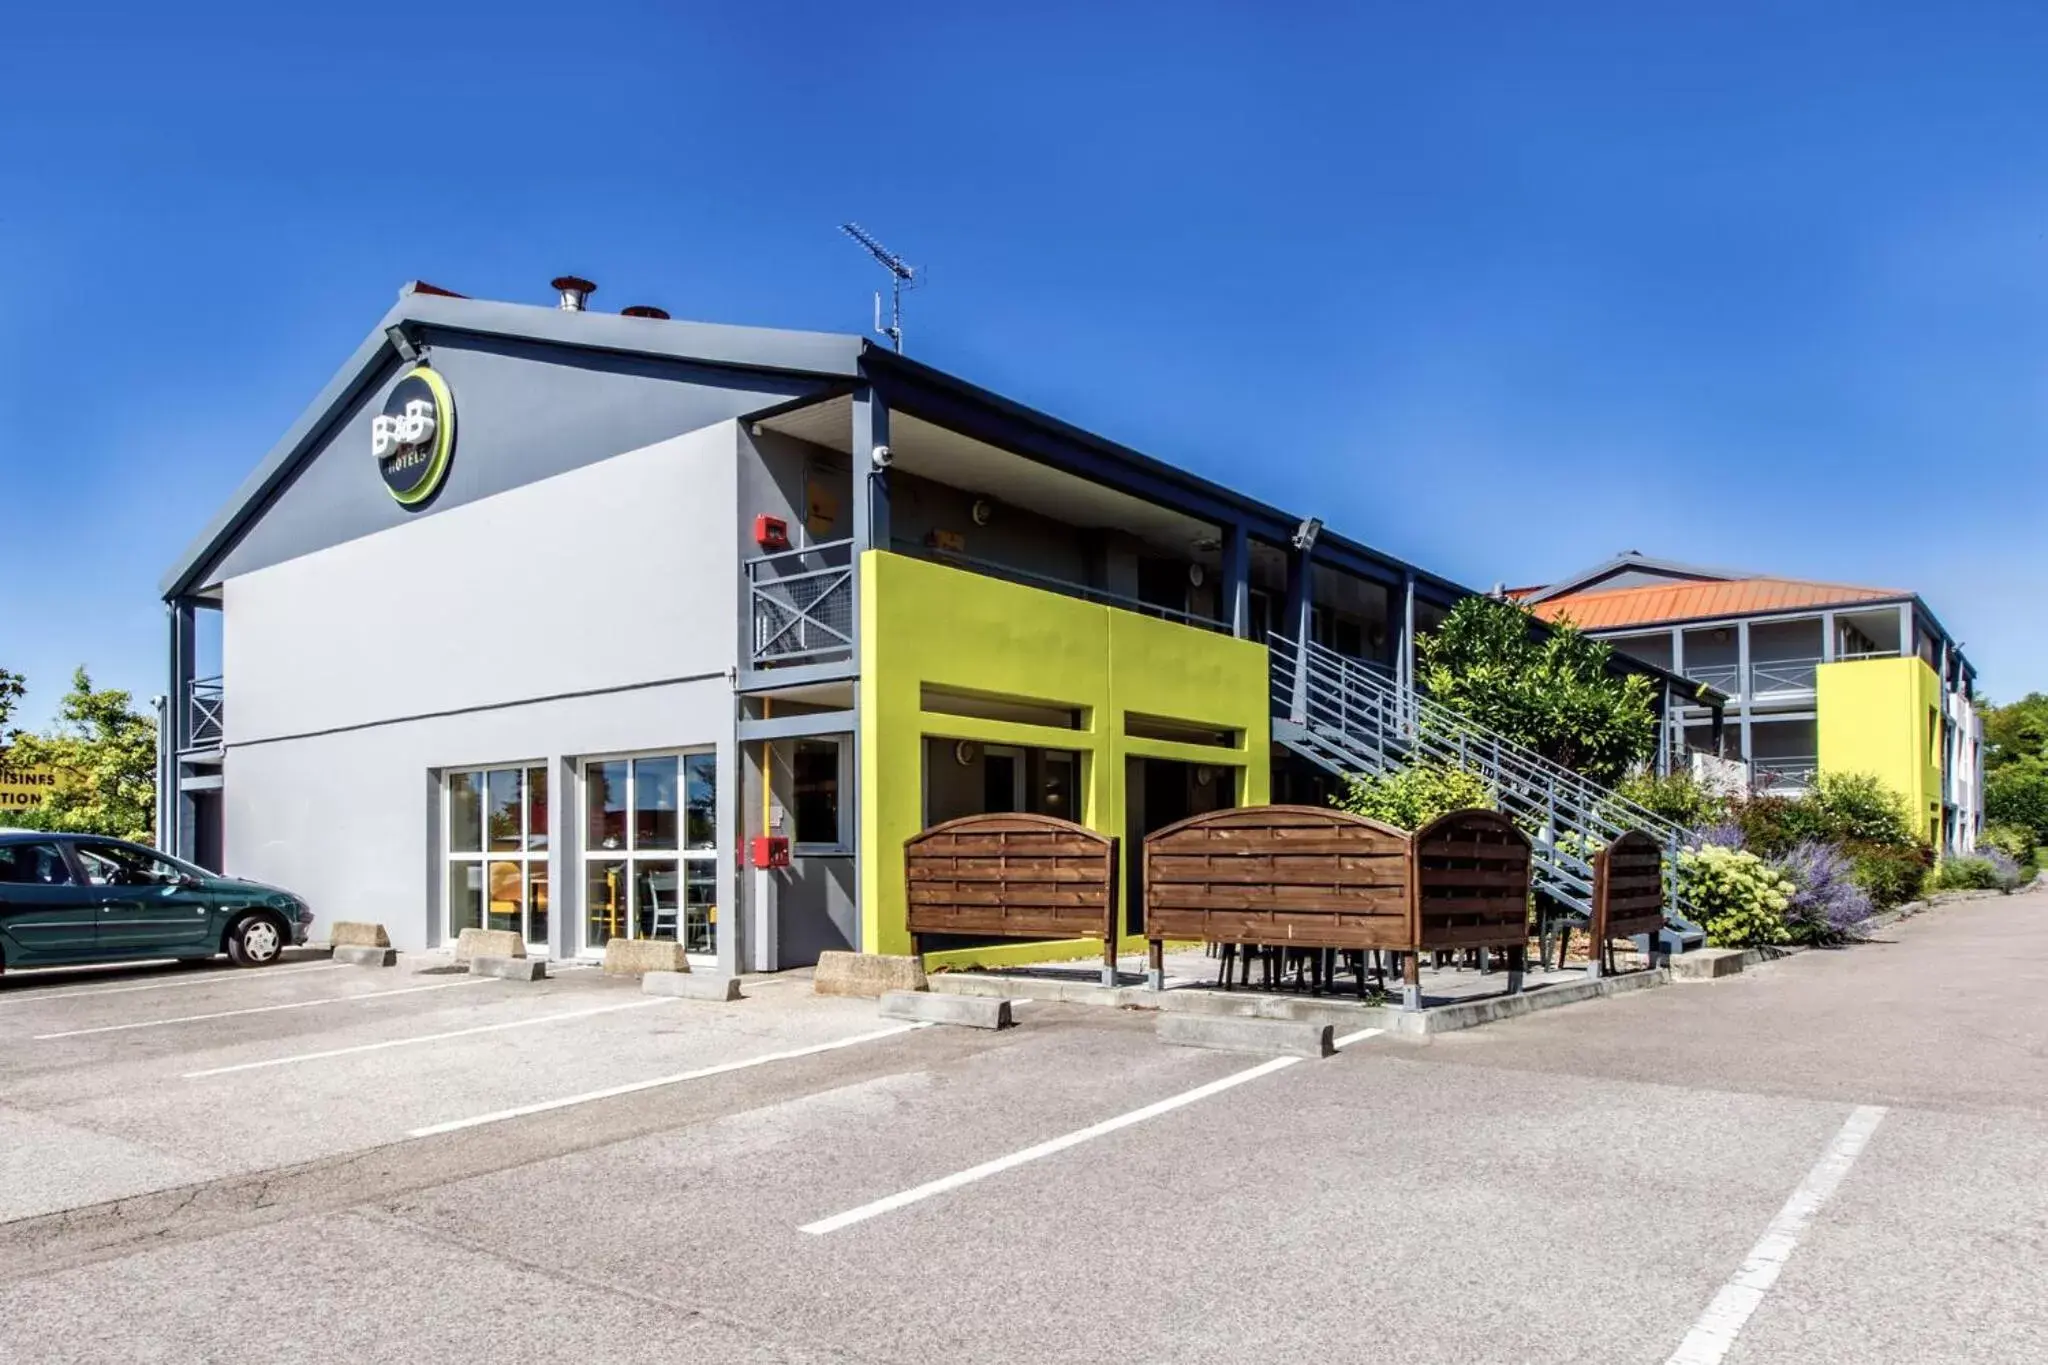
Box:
left=1505, top=944, right=1526, bottom=995
left=1401, top=952, right=1421, bottom=1012
left=1147, top=937, right=1165, bottom=992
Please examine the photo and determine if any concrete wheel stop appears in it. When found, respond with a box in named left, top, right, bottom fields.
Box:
left=879, top=990, right=1012, bottom=1029
left=330, top=922, right=395, bottom=968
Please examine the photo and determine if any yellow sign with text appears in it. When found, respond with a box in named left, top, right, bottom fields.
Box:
left=0, top=764, right=61, bottom=812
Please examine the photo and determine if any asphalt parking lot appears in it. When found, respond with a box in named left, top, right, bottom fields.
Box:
left=2, top=891, right=2046, bottom=1364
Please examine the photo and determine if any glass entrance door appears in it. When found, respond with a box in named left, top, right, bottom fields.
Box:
left=580, top=752, right=717, bottom=957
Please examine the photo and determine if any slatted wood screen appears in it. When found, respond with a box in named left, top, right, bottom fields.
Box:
left=904, top=813, right=1119, bottom=953
left=1411, top=809, right=1534, bottom=951
left=1592, top=830, right=1666, bottom=943
left=1141, top=806, right=1415, bottom=951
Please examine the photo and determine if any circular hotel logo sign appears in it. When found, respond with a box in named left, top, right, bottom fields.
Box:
left=370, top=366, right=456, bottom=506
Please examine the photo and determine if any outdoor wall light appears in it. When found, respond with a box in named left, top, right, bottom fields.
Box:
left=971, top=498, right=994, bottom=526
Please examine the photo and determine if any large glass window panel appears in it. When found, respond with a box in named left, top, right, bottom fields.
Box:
left=526, top=765, right=549, bottom=851
left=634, top=756, right=680, bottom=850
left=588, top=761, right=628, bottom=852
left=486, top=769, right=523, bottom=852
left=527, top=866, right=549, bottom=945
left=637, top=859, right=681, bottom=940
left=792, top=741, right=839, bottom=846
left=684, top=753, right=717, bottom=849
left=486, top=861, right=522, bottom=933
left=586, top=860, right=626, bottom=946
left=448, top=862, right=483, bottom=933
left=448, top=772, right=482, bottom=853
left=684, top=861, right=716, bottom=955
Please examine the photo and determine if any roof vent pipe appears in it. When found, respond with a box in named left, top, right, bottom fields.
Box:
left=551, top=276, right=597, bottom=311
left=620, top=305, right=670, bottom=319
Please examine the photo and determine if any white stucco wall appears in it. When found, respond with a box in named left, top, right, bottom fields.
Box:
left=217, top=423, right=741, bottom=958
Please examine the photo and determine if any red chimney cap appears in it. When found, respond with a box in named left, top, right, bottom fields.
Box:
left=620, top=305, right=670, bottom=320
left=550, top=276, right=598, bottom=293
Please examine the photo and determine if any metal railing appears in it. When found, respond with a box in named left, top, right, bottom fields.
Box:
left=1269, top=634, right=1700, bottom=934
left=1683, top=658, right=1820, bottom=697
left=186, top=676, right=224, bottom=749
left=1752, top=756, right=1819, bottom=794
left=747, top=539, right=855, bottom=667
left=893, top=541, right=1230, bottom=633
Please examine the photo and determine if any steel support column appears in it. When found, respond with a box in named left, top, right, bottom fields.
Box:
left=1220, top=523, right=1250, bottom=638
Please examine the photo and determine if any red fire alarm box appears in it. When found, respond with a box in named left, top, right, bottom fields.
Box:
left=753, top=515, right=791, bottom=552
left=750, top=835, right=790, bottom=869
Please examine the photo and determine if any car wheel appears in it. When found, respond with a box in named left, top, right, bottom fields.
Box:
left=227, top=914, right=286, bottom=967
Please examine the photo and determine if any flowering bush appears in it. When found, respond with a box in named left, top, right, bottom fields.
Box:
left=1773, top=840, right=1872, bottom=944
left=1336, top=763, right=1493, bottom=832
left=1678, top=844, right=1793, bottom=948
left=1933, top=852, right=2025, bottom=894
left=1686, top=820, right=1744, bottom=850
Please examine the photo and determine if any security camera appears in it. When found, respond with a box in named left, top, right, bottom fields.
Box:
left=870, top=443, right=894, bottom=472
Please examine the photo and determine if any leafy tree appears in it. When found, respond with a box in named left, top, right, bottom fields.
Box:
left=1986, top=758, right=2048, bottom=846
left=1, top=668, right=156, bottom=842
left=1982, top=693, right=2048, bottom=771
left=1417, top=596, right=1658, bottom=784
left=0, top=666, right=23, bottom=735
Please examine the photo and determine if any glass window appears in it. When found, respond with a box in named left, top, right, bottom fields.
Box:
left=526, top=765, right=549, bottom=851
left=446, top=766, right=549, bottom=949
left=73, top=843, right=189, bottom=887
left=580, top=751, right=717, bottom=956
left=448, top=772, right=482, bottom=853
left=792, top=740, right=840, bottom=846
left=634, top=756, right=679, bottom=850
left=587, top=760, right=628, bottom=852
left=487, top=769, right=523, bottom=852
left=0, top=843, right=71, bottom=886
left=685, top=754, right=717, bottom=849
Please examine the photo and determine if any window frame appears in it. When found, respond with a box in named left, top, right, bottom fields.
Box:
left=578, top=749, right=718, bottom=959
left=0, top=840, right=76, bottom=887
left=442, top=762, right=550, bottom=953
left=789, top=736, right=853, bottom=855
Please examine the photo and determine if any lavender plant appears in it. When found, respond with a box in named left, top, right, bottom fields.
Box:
left=1773, top=839, right=1873, bottom=944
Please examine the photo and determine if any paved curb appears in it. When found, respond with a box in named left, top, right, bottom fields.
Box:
left=279, top=946, right=333, bottom=964
left=879, top=990, right=1012, bottom=1029
left=1157, top=1013, right=1333, bottom=1058
left=643, top=971, right=743, bottom=1002
left=469, top=955, right=544, bottom=981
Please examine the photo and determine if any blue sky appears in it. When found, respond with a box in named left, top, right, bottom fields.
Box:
left=3, top=2, right=2044, bottom=728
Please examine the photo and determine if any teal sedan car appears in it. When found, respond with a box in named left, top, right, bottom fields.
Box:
left=0, top=830, right=312, bottom=973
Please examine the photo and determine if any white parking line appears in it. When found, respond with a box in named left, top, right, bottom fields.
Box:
left=183, top=996, right=677, bottom=1077
left=409, top=1021, right=930, bottom=1137
left=32, top=979, right=486, bottom=1039
left=797, top=1027, right=1384, bottom=1236
left=0, top=962, right=345, bottom=1006
left=1664, top=1105, right=1888, bottom=1365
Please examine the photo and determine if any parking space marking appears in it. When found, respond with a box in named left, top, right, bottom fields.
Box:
left=182, top=996, right=678, bottom=1077
left=1664, top=1105, right=1888, bottom=1365
left=408, top=1021, right=931, bottom=1137
left=31, top=979, right=486, bottom=1039
left=0, top=962, right=345, bottom=1007
left=799, top=1022, right=1386, bottom=1236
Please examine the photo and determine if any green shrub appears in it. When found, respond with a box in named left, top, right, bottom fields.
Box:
left=1980, top=823, right=2035, bottom=866
left=1677, top=844, right=1793, bottom=948
left=1614, top=770, right=1725, bottom=830
left=1804, top=772, right=1917, bottom=847
left=1336, top=763, right=1493, bottom=832
left=1729, top=794, right=1805, bottom=856
left=1932, top=854, right=2023, bottom=893
left=1847, top=840, right=1932, bottom=910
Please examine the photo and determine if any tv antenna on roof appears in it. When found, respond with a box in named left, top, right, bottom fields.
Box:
left=839, top=222, right=918, bottom=353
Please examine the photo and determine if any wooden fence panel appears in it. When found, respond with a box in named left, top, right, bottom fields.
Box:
left=904, top=815, right=1118, bottom=962
left=1592, top=830, right=1666, bottom=944
left=1141, top=806, right=1415, bottom=951
left=1412, top=810, right=1533, bottom=952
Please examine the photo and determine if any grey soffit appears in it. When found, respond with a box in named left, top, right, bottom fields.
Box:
left=160, top=293, right=865, bottom=599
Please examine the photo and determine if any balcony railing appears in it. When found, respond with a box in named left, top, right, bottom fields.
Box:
left=1684, top=657, right=1822, bottom=699
left=747, top=539, right=854, bottom=667
left=893, top=540, right=1230, bottom=634
left=1752, top=756, right=1818, bottom=795
left=186, top=676, right=224, bottom=749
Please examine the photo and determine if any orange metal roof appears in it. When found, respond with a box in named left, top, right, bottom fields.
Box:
left=1530, top=577, right=1906, bottom=631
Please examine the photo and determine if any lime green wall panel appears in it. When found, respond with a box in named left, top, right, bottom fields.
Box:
left=1817, top=656, right=1943, bottom=844
left=858, top=549, right=1270, bottom=965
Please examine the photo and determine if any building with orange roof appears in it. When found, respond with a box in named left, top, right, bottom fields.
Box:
left=1520, top=552, right=1980, bottom=852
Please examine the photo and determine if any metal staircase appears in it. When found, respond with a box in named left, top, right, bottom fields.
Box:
left=1268, top=634, right=1705, bottom=951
